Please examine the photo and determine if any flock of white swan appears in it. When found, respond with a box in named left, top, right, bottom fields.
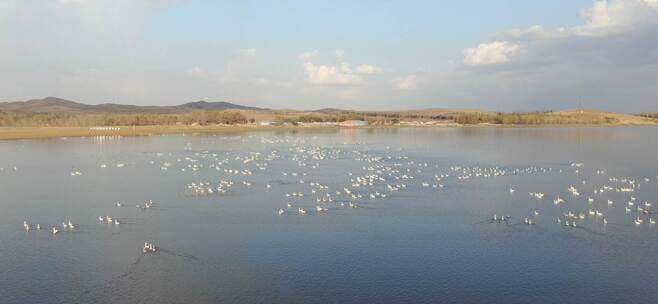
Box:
left=15, top=134, right=658, bottom=256
left=493, top=163, right=656, bottom=229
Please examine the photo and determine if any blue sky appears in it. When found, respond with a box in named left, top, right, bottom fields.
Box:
left=1, top=0, right=657, bottom=112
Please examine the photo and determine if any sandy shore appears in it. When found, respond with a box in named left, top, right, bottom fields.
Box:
left=1, top=122, right=656, bottom=141
left=0, top=125, right=351, bottom=140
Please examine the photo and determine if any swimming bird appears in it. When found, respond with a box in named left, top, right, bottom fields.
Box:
left=143, top=242, right=157, bottom=253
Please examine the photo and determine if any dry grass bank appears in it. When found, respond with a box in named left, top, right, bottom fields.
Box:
left=1, top=109, right=656, bottom=140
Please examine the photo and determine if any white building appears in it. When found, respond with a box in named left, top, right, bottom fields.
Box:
left=339, top=120, right=368, bottom=127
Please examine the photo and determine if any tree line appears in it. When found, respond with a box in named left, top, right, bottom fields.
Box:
left=0, top=111, right=249, bottom=127
left=453, top=112, right=618, bottom=125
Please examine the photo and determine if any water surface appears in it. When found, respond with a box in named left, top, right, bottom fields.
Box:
left=1, top=127, right=657, bottom=304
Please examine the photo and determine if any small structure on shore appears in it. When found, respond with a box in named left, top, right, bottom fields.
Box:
left=260, top=121, right=283, bottom=126
left=339, top=120, right=368, bottom=127
left=89, top=127, right=121, bottom=131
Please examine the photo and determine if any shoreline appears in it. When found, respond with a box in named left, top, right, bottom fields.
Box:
left=1, top=122, right=657, bottom=141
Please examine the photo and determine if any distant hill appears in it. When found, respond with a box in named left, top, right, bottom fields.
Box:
left=177, top=100, right=263, bottom=111
left=311, top=108, right=351, bottom=113
left=2, top=97, right=656, bottom=127
left=0, top=97, right=265, bottom=114
left=0, top=97, right=97, bottom=113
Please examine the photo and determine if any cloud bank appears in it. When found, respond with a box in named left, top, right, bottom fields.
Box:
left=451, top=0, right=658, bottom=111
left=1, top=0, right=657, bottom=111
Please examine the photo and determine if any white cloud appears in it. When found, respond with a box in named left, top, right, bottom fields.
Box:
left=471, top=0, right=658, bottom=69
left=395, top=75, right=418, bottom=90
left=505, top=0, right=658, bottom=40
left=340, top=62, right=353, bottom=73
left=356, top=64, right=383, bottom=74
left=576, top=0, right=658, bottom=35
left=463, top=41, right=521, bottom=66
left=446, top=0, right=658, bottom=111
left=302, top=62, right=362, bottom=85
left=299, top=51, right=383, bottom=86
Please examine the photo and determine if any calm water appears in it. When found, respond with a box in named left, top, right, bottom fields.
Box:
left=1, top=127, right=657, bottom=304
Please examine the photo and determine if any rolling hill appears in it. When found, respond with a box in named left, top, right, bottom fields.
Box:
left=0, top=97, right=264, bottom=114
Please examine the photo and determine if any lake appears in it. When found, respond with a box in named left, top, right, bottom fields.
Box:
left=1, top=127, right=657, bottom=304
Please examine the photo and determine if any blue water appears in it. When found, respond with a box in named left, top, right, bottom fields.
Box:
left=1, top=127, right=657, bottom=303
